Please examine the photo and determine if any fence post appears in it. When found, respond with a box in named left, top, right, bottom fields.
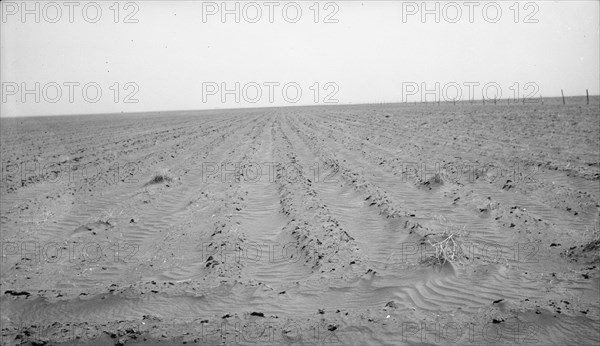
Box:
left=586, top=89, right=589, bottom=105
left=561, top=89, right=565, bottom=105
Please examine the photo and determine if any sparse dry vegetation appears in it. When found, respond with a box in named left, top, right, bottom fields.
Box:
left=426, top=215, right=469, bottom=265
left=428, top=229, right=468, bottom=265
left=98, top=207, right=123, bottom=227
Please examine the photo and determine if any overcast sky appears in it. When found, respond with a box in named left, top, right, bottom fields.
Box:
left=1, top=1, right=599, bottom=117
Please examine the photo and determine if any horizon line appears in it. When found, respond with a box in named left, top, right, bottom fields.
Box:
left=2, top=94, right=598, bottom=119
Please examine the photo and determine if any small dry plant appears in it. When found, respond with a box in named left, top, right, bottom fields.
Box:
left=427, top=215, right=469, bottom=265
left=98, top=207, right=123, bottom=227
left=23, top=210, right=53, bottom=225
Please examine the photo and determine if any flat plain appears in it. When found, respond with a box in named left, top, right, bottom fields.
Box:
left=1, top=99, right=599, bottom=345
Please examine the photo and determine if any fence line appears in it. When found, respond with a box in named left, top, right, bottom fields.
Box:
left=395, top=89, right=594, bottom=106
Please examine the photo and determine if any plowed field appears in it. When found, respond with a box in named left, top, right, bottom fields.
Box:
left=1, top=101, right=599, bottom=345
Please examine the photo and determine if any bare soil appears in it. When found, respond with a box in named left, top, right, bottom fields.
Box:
left=1, top=100, right=599, bottom=345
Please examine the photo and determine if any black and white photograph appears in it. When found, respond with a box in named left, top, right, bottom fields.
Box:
left=1, top=1, right=599, bottom=345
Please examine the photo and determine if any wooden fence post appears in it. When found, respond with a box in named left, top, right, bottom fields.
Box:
left=586, top=89, right=589, bottom=105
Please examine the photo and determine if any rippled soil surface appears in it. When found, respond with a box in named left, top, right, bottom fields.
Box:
left=1, top=101, right=599, bottom=345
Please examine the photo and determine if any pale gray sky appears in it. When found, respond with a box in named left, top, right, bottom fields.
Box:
left=1, top=1, right=599, bottom=117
